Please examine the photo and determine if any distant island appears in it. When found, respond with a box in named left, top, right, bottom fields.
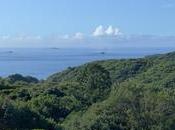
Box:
left=100, top=51, right=105, bottom=54
left=0, top=51, right=175, bottom=130
left=50, top=47, right=60, bottom=50
left=0, top=50, right=14, bottom=54
left=7, top=51, right=14, bottom=53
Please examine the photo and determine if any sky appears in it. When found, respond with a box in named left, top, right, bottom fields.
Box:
left=0, top=0, right=175, bottom=48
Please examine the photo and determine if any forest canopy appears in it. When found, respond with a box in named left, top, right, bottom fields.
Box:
left=0, top=51, right=175, bottom=130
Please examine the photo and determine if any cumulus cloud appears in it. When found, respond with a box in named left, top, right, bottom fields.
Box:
left=114, top=28, right=122, bottom=35
left=105, top=26, right=114, bottom=35
left=60, top=33, right=84, bottom=40
left=93, top=25, right=122, bottom=37
left=92, top=25, right=105, bottom=37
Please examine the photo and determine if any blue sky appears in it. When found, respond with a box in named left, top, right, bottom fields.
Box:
left=0, top=0, right=175, bottom=47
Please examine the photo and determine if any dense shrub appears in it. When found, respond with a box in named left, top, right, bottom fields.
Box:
left=0, top=51, right=175, bottom=129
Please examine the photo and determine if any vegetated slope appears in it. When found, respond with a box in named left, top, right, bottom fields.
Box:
left=0, top=51, right=175, bottom=130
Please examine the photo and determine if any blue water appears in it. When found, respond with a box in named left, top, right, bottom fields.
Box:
left=0, top=47, right=174, bottom=79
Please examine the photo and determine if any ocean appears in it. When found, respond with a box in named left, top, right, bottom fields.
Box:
left=0, top=47, right=174, bottom=79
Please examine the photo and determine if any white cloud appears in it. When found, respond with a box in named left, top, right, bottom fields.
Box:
left=105, top=26, right=115, bottom=35
left=60, top=33, right=84, bottom=40
left=33, top=36, right=42, bottom=40
left=0, top=25, right=124, bottom=48
left=93, top=25, right=105, bottom=37
left=93, top=25, right=122, bottom=37
left=62, top=34, right=70, bottom=39
left=114, top=28, right=122, bottom=35
left=73, top=32, right=84, bottom=39
left=0, top=33, right=175, bottom=48
left=12, top=35, right=42, bottom=41
left=0, top=35, right=10, bottom=40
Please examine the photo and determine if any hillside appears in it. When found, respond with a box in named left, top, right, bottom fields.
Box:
left=0, top=51, right=175, bottom=130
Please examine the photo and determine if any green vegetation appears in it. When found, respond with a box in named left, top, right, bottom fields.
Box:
left=0, top=51, right=175, bottom=130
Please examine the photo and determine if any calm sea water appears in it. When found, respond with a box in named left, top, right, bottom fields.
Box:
left=0, top=47, right=174, bottom=79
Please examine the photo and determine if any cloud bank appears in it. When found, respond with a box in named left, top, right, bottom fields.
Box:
left=0, top=25, right=175, bottom=48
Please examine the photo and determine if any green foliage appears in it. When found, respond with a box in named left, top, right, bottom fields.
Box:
left=0, top=51, right=175, bottom=129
